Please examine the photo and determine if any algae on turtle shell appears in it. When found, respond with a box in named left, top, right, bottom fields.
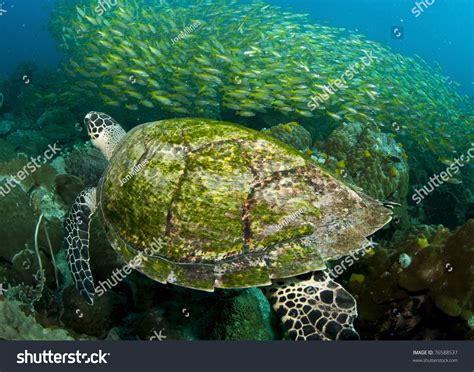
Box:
left=96, top=117, right=391, bottom=292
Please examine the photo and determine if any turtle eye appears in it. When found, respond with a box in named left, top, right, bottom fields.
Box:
left=84, top=111, right=100, bottom=124
left=85, top=112, right=105, bottom=138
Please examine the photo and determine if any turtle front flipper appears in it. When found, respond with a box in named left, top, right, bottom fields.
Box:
left=64, top=188, right=98, bottom=305
left=265, top=271, right=360, bottom=341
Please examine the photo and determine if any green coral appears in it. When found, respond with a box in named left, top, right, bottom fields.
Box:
left=263, top=122, right=312, bottom=152
left=320, top=122, right=409, bottom=226
left=0, top=300, right=74, bottom=340
left=351, top=222, right=473, bottom=331
left=210, top=289, right=276, bottom=340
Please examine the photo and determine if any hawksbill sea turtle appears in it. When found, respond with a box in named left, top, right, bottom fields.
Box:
left=64, top=112, right=392, bottom=340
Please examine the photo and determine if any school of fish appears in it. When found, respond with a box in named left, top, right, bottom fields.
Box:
left=49, top=0, right=473, bottom=164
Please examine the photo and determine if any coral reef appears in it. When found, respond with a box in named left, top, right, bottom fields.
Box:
left=0, top=187, right=37, bottom=261
left=0, top=300, right=74, bottom=340
left=0, top=153, right=65, bottom=261
left=0, top=120, right=14, bottom=136
left=37, top=108, right=78, bottom=144
left=6, top=130, right=52, bottom=157
left=262, top=122, right=312, bottom=152
left=61, top=285, right=128, bottom=338
left=346, top=221, right=474, bottom=340
left=398, top=222, right=473, bottom=320
left=0, top=62, right=75, bottom=120
left=319, top=122, right=409, bottom=225
left=209, top=289, right=277, bottom=340
left=0, top=139, right=16, bottom=161
left=64, top=144, right=107, bottom=187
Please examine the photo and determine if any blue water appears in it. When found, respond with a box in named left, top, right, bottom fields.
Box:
left=0, top=0, right=472, bottom=94
left=0, top=0, right=61, bottom=76
left=268, top=0, right=474, bottom=95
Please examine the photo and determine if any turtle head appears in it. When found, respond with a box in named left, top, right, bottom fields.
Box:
left=84, top=111, right=126, bottom=160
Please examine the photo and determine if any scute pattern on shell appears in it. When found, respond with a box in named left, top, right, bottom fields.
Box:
left=97, top=118, right=391, bottom=290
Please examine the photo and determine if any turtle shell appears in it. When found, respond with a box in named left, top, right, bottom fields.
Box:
left=97, top=118, right=391, bottom=291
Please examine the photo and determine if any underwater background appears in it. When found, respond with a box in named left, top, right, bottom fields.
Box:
left=0, top=0, right=472, bottom=340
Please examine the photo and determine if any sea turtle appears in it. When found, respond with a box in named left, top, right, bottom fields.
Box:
left=65, top=112, right=392, bottom=341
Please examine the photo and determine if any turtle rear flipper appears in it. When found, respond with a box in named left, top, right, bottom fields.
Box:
left=64, top=188, right=97, bottom=305
left=266, top=271, right=360, bottom=341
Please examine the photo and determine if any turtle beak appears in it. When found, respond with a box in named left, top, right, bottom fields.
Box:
left=84, top=112, right=93, bottom=126
left=84, top=112, right=92, bottom=120
left=84, top=111, right=96, bottom=137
